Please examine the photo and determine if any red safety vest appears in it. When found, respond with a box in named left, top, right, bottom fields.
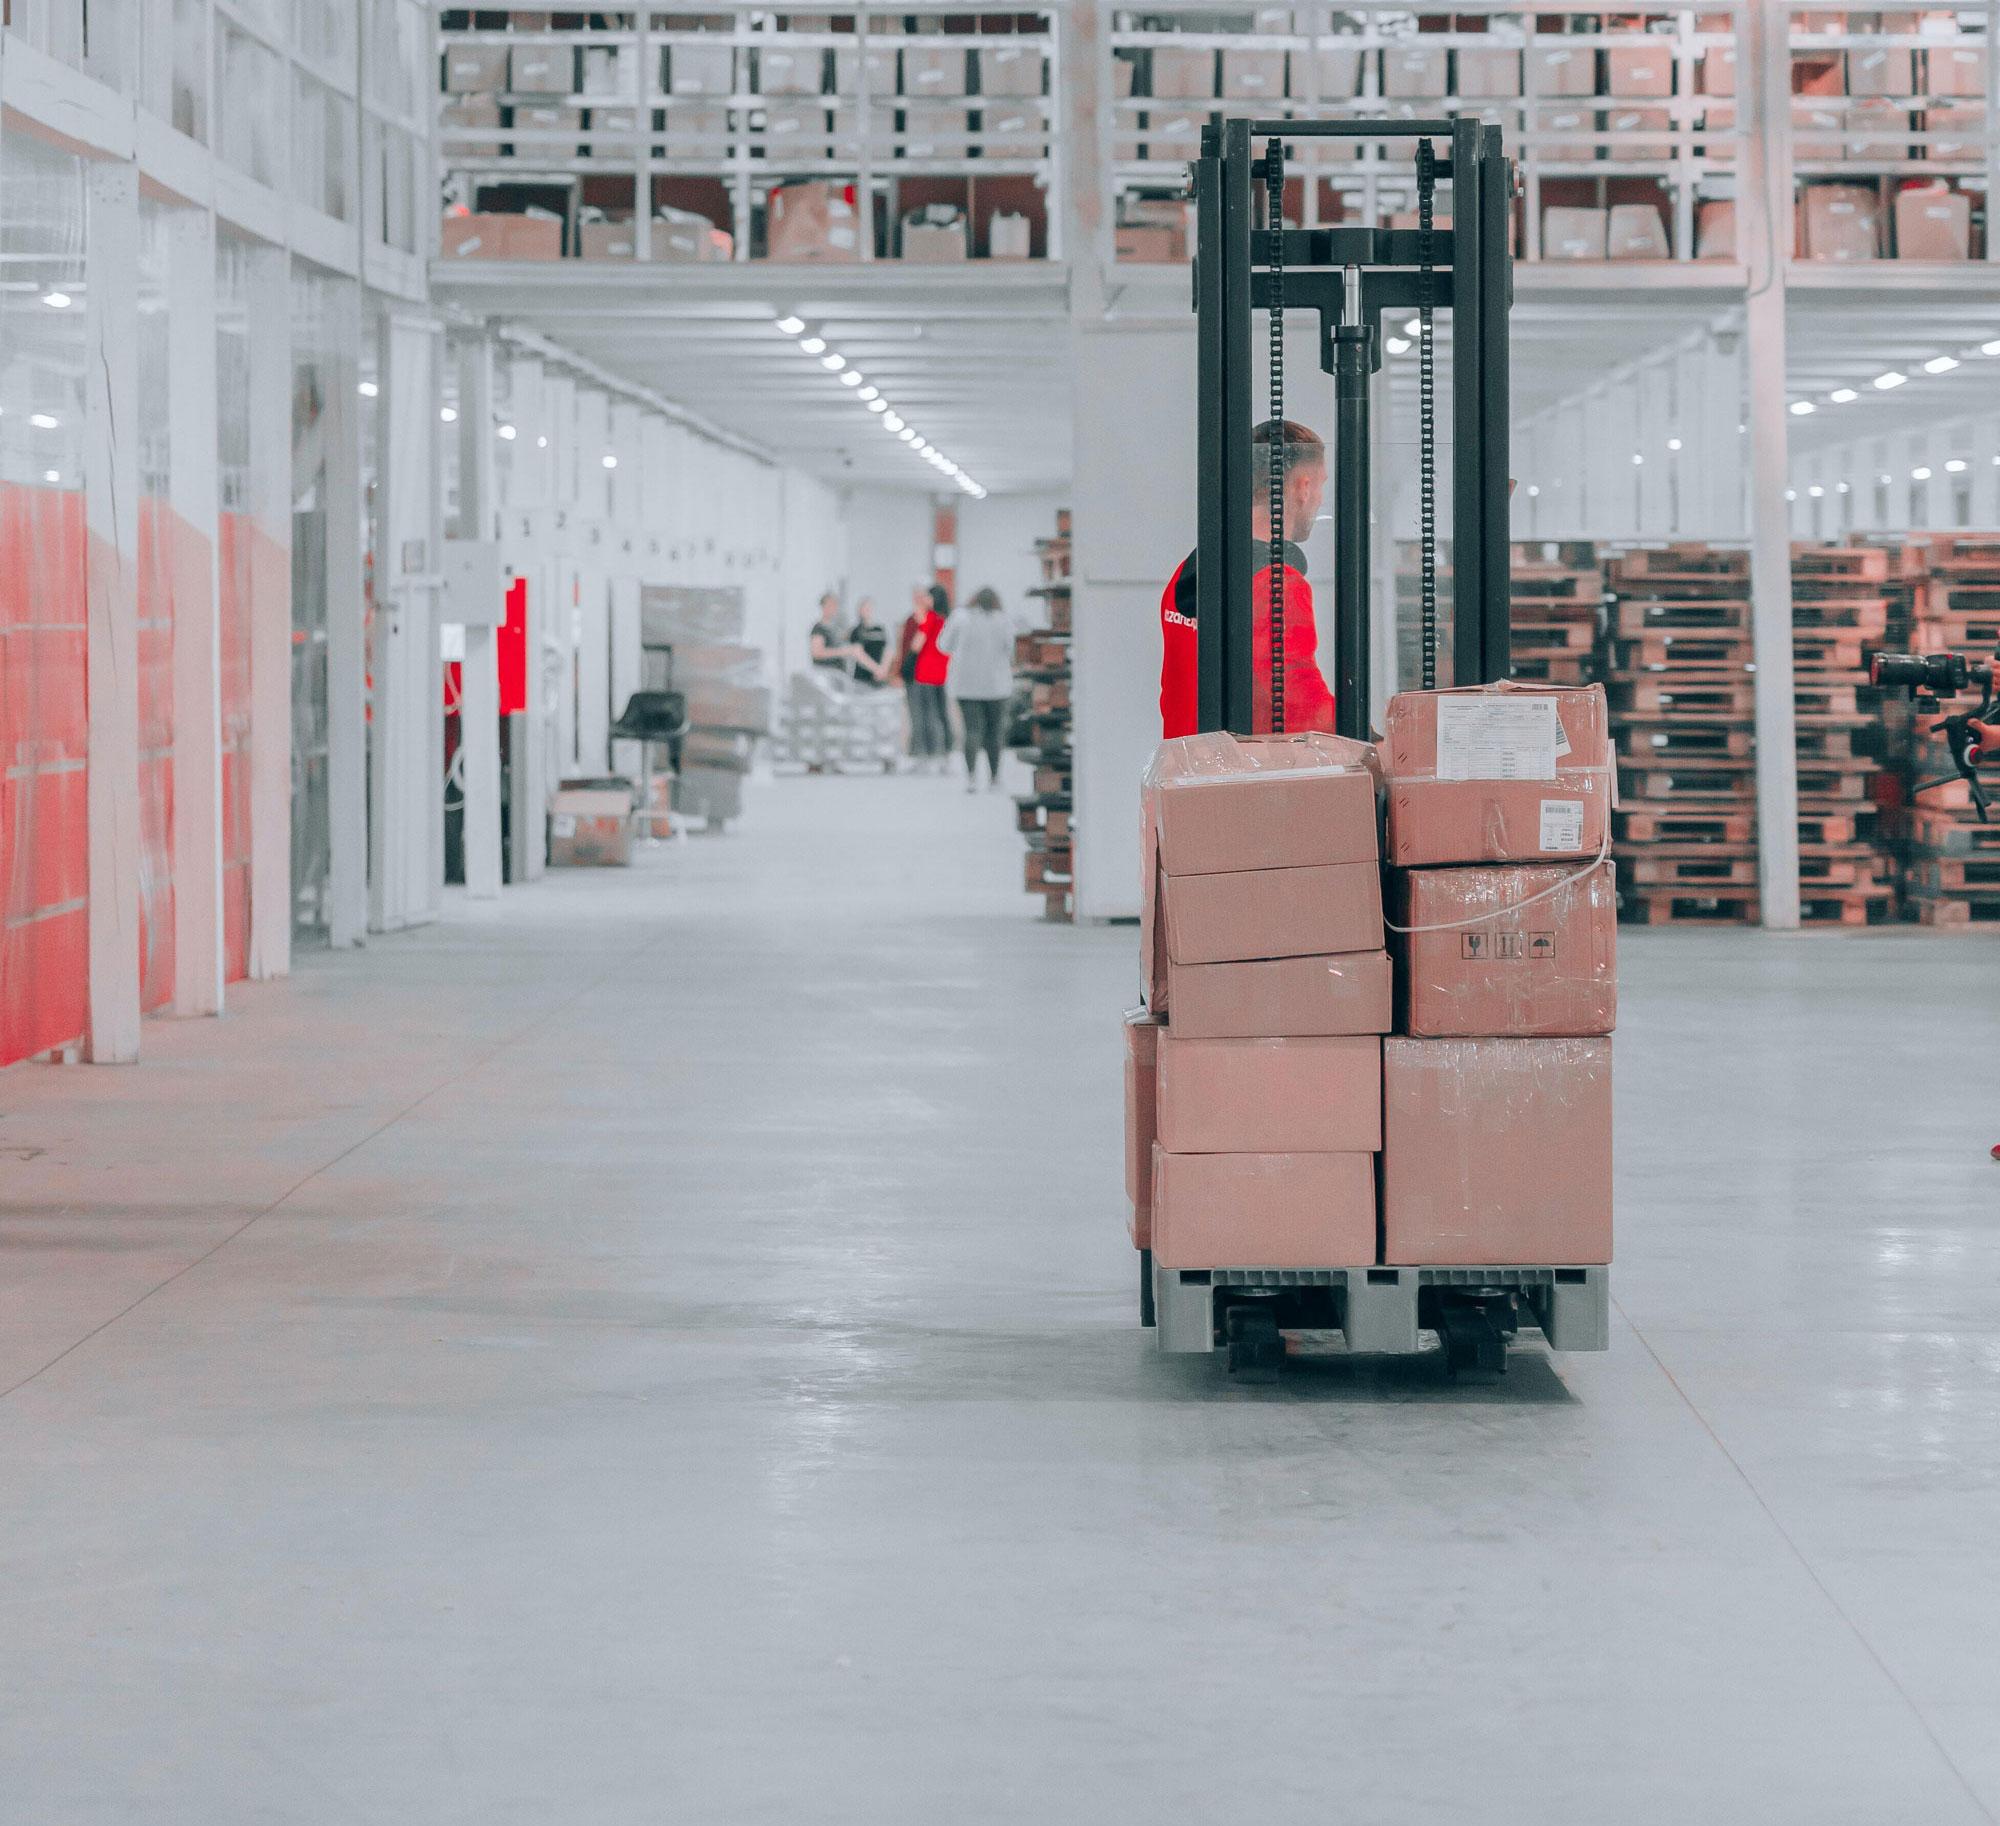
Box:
left=1158, top=540, right=1336, bottom=739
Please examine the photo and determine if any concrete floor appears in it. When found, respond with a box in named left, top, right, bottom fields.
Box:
left=2, top=766, right=1997, bottom=1825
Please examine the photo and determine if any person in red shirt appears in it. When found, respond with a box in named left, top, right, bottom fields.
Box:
left=1159, top=417, right=1336, bottom=739
left=905, top=582, right=955, bottom=771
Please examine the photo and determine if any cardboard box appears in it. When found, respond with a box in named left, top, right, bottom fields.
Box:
left=509, top=44, right=575, bottom=94
left=902, top=100, right=971, bottom=157
left=440, top=213, right=563, bottom=260
left=1849, top=42, right=1915, bottom=95
left=1794, top=100, right=1845, bottom=161
left=1604, top=103, right=1671, bottom=158
left=1456, top=46, right=1522, bottom=98
left=443, top=44, right=509, bottom=93
left=1607, top=201, right=1670, bottom=259
left=978, top=102, right=1043, bottom=159
left=587, top=105, right=640, bottom=146
left=767, top=181, right=860, bottom=261
left=1924, top=101, right=1984, bottom=162
left=1382, top=683, right=1613, bottom=868
left=755, top=43, right=824, bottom=95
left=902, top=44, right=968, bottom=96
left=1702, top=45, right=1737, bottom=95
left=1157, top=1033, right=1381, bottom=1155
left=760, top=100, right=830, bottom=154
left=1149, top=45, right=1216, bottom=100
left=579, top=219, right=638, bottom=259
left=1165, top=951, right=1393, bottom=1040
left=978, top=43, right=1043, bottom=97
left=1151, top=1148, right=1376, bottom=1270
left=686, top=680, right=772, bottom=732
left=1802, top=182, right=1880, bottom=260
left=1702, top=102, right=1737, bottom=162
left=1222, top=48, right=1287, bottom=99
left=1124, top=1011, right=1162, bottom=1246
left=510, top=102, right=586, bottom=156
left=581, top=44, right=636, bottom=97
left=1140, top=105, right=1203, bottom=155
left=1381, top=45, right=1449, bottom=98
left=440, top=95, right=503, bottom=159
left=1536, top=105, right=1598, bottom=162
left=1145, top=731, right=1379, bottom=877
left=669, top=42, right=736, bottom=96
left=1116, top=224, right=1179, bottom=263
left=1163, top=864, right=1384, bottom=968
left=989, top=211, right=1033, bottom=259
left=1848, top=97, right=1911, bottom=158
left=1542, top=204, right=1608, bottom=259
left=549, top=783, right=633, bottom=867
left=1530, top=42, right=1597, bottom=96
left=1896, top=184, right=1972, bottom=259
left=902, top=211, right=968, bottom=262
left=1793, top=51, right=1847, bottom=97
left=1605, top=41, right=1673, bottom=96
left=1394, top=865, right=1617, bottom=1038
left=1381, top=1037, right=1613, bottom=1265
left=662, top=101, right=731, bottom=147
left=1926, top=43, right=1986, bottom=98
left=652, top=207, right=732, bottom=263
left=833, top=44, right=899, bottom=93
left=1112, top=52, right=1139, bottom=99
left=1695, top=196, right=1736, bottom=259
left=1315, top=45, right=1363, bottom=98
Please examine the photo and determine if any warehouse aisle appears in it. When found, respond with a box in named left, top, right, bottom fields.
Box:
left=2, top=770, right=1997, bottom=1826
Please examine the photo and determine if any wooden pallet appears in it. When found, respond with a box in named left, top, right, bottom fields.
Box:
left=1511, top=617, right=1596, bottom=650
left=1620, top=887, right=1758, bottom=925
left=1613, top=678, right=1756, bottom=718
left=1613, top=599, right=1750, bottom=635
left=1615, top=803, right=1755, bottom=845
left=1798, top=808, right=1874, bottom=846
left=1791, top=628, right=1870, bottom=671
left=1621, top=761, right=1755, bottom=800
left=1625, top=847, right=1886, bottom=890
left=1613, top=631, right=1752, bottom=672
left=1617, top=723, right=1756, bottom=761
left=1799, top=889, right=1897, bottom=927
left=1510, top=652, right=1594, bottom=685
left=1794, top=544, right=1892, bottom=583
left=1609, top=545, right=1752, bottom=582
left=1903, top=807, right=2000, bottom=853
left=1913, top=894, right=2000, bottom=926
left=1793, top=681, right=1862, bottom=718
left=1910, top=854, right=2000, bottom=895
left=1790, top=597, right=1890, bottom=637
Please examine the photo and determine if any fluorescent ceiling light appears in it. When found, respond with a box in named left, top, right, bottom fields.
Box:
left=799, top=335, right=826, bottom=355
left=1667, top=437, right=1682, bottom=451
left=1384, top=336, right=1410, bottom=356
left=1924, top=355, right=1960, bottom=374
left=602, top=453, right=618, bottom=469
left=1946, top=458, right=1968, bottom=472
left=1983, top=339, right=2000, bottom=356
left=1527, top=484, right=1541, bottom=497
left=1404, top=319, right=1420, bottom=336
left=774, top=314, right=805, bottom=335
left=821, top=353, right=846, bottom=371
left=440, top=406, right=458, bottom=422
left=1912, top=466, right=1932, bottom=480
left=1789, top=400, right=1815, bottom=416
left=538, top=435, right=548, bottom=448
left=498, top=423, right=517, bottom=440
left=883, top=413, right=904, bottom=431
left=358, top=380, right=379, bottom=398
left=858, top=385, right=879, bottom=401
left=1837, top=481, right=1850, bottom=493
left=840, top=371, right=863, bottom=387
left=1874, top=371, right=1907, bottom=390
left=867, top=398, right=887, bottom=413
left=42, top=291, right=71, bottom=309
left=1631, top=453, right=1644, bottom=465
left=44, top=469, right=60, bottom=483
left=1829, top=388, right=1858, bottom=403
left=30, top=413, right=59, bottom=430
left=898, top=428, right=917, bottom=442
left=1808, top=485, right=1825, bottom=498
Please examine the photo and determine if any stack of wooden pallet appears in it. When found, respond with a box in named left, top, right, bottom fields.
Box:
left=1899, top=534, right=2000, bottom=924
left=1014, top=508, right=1074, bottom=921
left=1509, top=541, right=1601, bottom=685
left=1602, top=544, right=1760, bottom=924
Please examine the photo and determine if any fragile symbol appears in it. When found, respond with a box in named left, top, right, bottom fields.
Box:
left=1462, top=933, right=1486, bottom=959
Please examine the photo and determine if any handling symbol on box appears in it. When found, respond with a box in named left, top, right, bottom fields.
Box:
left=1528, top=932, right=1557, bottom=959
left=1462, top=933, right=1486, bottom=959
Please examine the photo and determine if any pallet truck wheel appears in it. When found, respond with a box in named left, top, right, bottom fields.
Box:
left=1223, top=1301, right=1282, bottom=1383
left=1437, top=1298, right=1510, bottom=1381
left=1139, top=1248, right=1156, bottom=1328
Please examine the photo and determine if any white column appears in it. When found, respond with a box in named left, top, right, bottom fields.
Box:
left=1740, top=0, right=1801, bottom=929
left=324, top=280, right=369, bottom=946
left=1636, top=364, right=1672, bottom=535
left=168, top=205, right=224, bottom=1013
left=85, top=162, right=143, bottom=1062
left=456, top=334, right=503, bottom=900
left=245, top=244, right=292, bottom=980
left=1973, top=417, right=2000, bottom=526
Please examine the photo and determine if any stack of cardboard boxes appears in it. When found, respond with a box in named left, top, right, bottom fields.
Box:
left=1125, top=686, right=1617, bottom=1308
left=1129, top=733, right=1390, bottom=1273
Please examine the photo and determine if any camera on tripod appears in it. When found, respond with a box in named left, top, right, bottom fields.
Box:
left=1869, top=645, right=2000, bottom=820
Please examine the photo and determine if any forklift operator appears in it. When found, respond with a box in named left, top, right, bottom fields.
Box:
left=1158, top=417, right=1335, bottom=739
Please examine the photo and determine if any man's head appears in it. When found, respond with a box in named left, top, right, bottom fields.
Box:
left=855, top=595, right=877, bottom=624
left=1250, top=418, right=1326, bottom=545
left=818, top=591, right=841, bottom=624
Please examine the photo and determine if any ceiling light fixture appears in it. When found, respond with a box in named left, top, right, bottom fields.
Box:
left=440, top=406, right=458, bottom=423
left=602, top=453, right=618, bottom=469
left=775, top=314, right=806, bottom=335
left=1667, top=437, right=1683, bottom=451
left=44, top=468, right=60, bottom=483
left=1925, top=355, right=1960, bottom=374
left=30, top=413, right=59, bottom=430
left=821, top=353, right=846, bottom=371
left=498, top=423, right=517, bottom=440
left=1983, top=338, right=2000, bottom=357
left=867, top=398, right=887, bottom=413
left=537, top=435, right=548, bottom=448
left=858, top=385, right=879, bottom=401
left=1632, top=453, right=1644, bottom=465
left=1912, top=466, right=1933, bottom=480
left=1808, top=484, right=1825, bottom=498
left=358, top=380, right=379, bottom=398
left=1837, top=481, right=1850, bottom=493
left=1789, top=400, right=1815, bottom=416
left=883, top=413, right=904, bottom=431
left=1829, top=387, right=1858, bottom=404
left=1947, top=458, right=1968, bottom=473
left=898, top=428, right=917, bottom=442
left=840, top=371, right=863, bottom=387
left=42, top=290, right=72, bottom=309
left=1385, top=336, right=1411, bottom=356
left=1527, top=484, right=1541, bottom=497
left=1874, top=371, right=1908, bottom=390
left=799, top=335, right=827, bottom=355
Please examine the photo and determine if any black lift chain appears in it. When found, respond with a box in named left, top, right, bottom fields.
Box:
left=1265, top=138, right=1286, bottom=733
left=1417, top=137, right=1439, bottom=692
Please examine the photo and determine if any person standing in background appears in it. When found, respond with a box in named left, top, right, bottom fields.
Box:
left=938, top=586, right=1017, bottom=793
left=809, top=591, right=858, bottom=672
left=848, top=597, right=891, bottom=687
left=907, top=583, right=954, bottom=771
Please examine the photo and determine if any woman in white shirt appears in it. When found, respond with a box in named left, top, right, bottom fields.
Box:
left=936, top=587, right=1018, bottom=792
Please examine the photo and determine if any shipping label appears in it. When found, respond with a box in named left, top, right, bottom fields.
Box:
left=1539, top=799, right=1586, bottom=851
left=1435, top=695, right=1559, bottom=781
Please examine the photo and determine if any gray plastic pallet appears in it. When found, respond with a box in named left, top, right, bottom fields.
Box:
left=1153, top=1263, right=1610, bottom=1357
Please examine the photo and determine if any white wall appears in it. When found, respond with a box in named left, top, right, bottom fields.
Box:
left=956, top=489, right=1066, bottom=621
left=837, top=485, right=934, bottom=641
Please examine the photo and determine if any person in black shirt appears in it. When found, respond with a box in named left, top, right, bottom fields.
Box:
left=848, top=597, right=891, bottom=687
left=809, top=592, right=858, bottom=671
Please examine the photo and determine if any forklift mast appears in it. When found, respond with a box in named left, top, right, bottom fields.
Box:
left=1191, top=116, right=1516, bottom=741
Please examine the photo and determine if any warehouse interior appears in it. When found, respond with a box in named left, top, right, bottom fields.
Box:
left=4, top=4, right=2000, bottom=1819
